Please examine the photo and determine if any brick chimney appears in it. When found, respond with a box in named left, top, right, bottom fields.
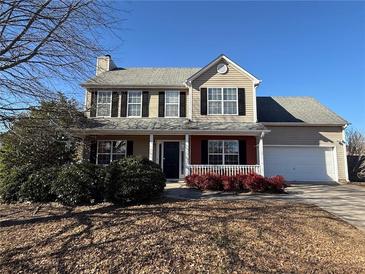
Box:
left=96, top=54, right=117, bottom=75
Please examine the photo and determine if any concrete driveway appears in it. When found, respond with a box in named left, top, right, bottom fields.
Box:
left=164, top=182, right=365, bottom=231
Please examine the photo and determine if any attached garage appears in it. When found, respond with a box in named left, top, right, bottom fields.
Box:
left=264, top=146, right=338, bottom=182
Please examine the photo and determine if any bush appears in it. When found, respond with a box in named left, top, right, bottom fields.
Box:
left=52, top=162, right=105, bottom=206
left=104, top=157, right=165, bottom=205
left=185, top=173, right=287, bottom=193
left=0, top=165, right=32, bottom=203
left=19, top=167, right=58, bottom=202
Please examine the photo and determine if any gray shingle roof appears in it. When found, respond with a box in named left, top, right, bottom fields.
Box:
left=80, top=118, right=266, bottom=132
left=83, top=68, right=201, bottom=87
left=257, top=96, right=347, bottom=125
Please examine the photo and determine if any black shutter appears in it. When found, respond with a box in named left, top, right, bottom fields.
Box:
left=201, top=140, right=208, bottom=164
left=120, top=92, right=127, bottom=117
left=111, top=92, right=119, bottom=117
left=126, top=140, right=133, bottom=156
left=200, top=88, right=207, bottom=115
left=90, top=140, right=97, bottom=164
left=239, top=140, right=247, bottom=165
left=238, top=88, right=246, bottom=116
left=90, top=91, right=97, bottom=117
left=158, top=92, right=165, bottom=117
left=180, top=92, right=186, bottom=117
left=142, top=91, right=149, bottom=117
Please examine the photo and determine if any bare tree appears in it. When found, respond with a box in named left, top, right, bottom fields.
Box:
left=346, top=128, right=365, bottom=156
left=346, top=128, right=365, bottom=181
left=0, top=0, right=121, bottom=126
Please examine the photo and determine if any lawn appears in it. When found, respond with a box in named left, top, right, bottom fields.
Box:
left=0, top=199, right=364, bottom=273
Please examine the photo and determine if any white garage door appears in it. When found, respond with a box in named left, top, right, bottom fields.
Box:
left=264, top=146, right=337, bottom=182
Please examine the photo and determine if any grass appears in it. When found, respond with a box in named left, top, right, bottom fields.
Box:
left=0, top=199, right=364, bottom=273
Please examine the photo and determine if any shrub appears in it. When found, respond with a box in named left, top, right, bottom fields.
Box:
left=244, top=173, right=268, bottom=192
left=104, top=157, right=165, bottom=205
left=200, top=174, right=223, bottom=191
left=52, top=162, right=105, bottom=206
left=184, top=173, right=287, bottom=193
left=0, top=165, right=32, bottom=203
left=267, top=175, right=287, bottom=193
left=19, top=167, right=58, bottom=202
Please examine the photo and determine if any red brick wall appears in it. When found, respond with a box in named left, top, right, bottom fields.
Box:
left=190, top=135, right=257, bottom=165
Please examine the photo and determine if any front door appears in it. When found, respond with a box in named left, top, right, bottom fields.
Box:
left=163, top=142, right=180, bottom=179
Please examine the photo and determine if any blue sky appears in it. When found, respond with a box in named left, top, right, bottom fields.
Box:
left=82, top=1, right=365, bottom=131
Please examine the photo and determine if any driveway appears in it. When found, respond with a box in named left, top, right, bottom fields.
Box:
left=164, top=182, right=365, bottom=231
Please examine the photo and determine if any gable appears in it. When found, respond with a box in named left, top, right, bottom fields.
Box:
left=186, top=54, right=260, bottom=86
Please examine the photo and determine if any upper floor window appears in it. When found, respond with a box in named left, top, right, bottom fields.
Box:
left=208, top=140, right=239, bottom=165
left=97, top=140, right=126, bottom=165
left=127, top=91, right=142, bottom=117
left=207, top=88, right=238, bottom=115
left=165, top=91, right=180, bottom=117
left=96, top=91, right=112, bottom=117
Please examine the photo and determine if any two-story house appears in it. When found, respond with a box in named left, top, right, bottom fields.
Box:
left=77, top=54, right=348, bottom=182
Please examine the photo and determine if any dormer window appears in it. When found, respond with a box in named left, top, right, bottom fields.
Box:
left=96, top=91, right=112, bottom=117
left=207, top=88, right=238, bottom=115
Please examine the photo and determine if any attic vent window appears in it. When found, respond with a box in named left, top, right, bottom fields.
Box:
left=217, top=63, right=228, bottom=74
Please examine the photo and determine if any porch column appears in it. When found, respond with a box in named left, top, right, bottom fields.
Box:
left=258, top=133, right=264, bottom=176
left=184, top=134, right=190, bottom=176
left=149, top=134, right=154, bottom=161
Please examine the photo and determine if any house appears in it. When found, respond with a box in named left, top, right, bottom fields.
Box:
left=77, top=54, right=348, bottom=182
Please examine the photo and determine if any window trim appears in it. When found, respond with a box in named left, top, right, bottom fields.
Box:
left=208, top=140, right=239, bottom=165
left=127, top=90, right=142, bottom=118
left=96, top=91, right=112, bottom=117
left=96, top=140, right=127, bottom=165
left=207, top=87, right=238, bottom=115
left=164, top=90, right=180, bottom=118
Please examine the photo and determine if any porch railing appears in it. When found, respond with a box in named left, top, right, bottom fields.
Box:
left=187, top=165, right=262, bottom=176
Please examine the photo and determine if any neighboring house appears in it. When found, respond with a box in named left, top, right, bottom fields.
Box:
left=77, top=54, right=348, bottom=182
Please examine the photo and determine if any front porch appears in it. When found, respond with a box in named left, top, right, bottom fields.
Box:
left=83, top=132, right=265, bottom=179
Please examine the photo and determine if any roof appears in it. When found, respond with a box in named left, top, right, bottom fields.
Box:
left=257, top=96, right=347, bottom=125
left=78, top=118, right=267, bottom=133
left=82, top=67, right=200, bottom=87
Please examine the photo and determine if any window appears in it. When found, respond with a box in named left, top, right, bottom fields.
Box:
left=127, top=91, right=142, bottom=117
left=96, top=91, right=112, bottom=117
left=165, top=91, right=179, bottom=117
left=207, top=88, right=238, bottom=115
left=97, top=140, right=126, bottom=165
left=208, top=140, right=239, bottom=165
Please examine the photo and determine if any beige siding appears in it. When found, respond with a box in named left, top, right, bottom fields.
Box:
left=191, top=59, right=255, bottom=122
left=85, top=88, right=189, bottom=118
left=264, top=126, right=347, bottom=181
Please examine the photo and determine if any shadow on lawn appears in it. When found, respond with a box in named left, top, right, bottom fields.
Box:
left=0, top=199, right=363, bottom=273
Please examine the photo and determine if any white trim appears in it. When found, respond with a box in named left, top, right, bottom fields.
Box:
left=188, top=85, right=193, bottom=120
left=184, top=134, right=190, bottom=176
left=164, top=90, right=180, bottom=118
left=96, top=91, right=112, bottom=118
left=207, top=87, right=238, bottom=115
left=262, top=122, right=347, bottom=127
left=208, top=140, right=239, bottom=165
left=149, top=134, right=154, bottom=161
left=333, top=146, right=339, bottom=182
left=185, top=54, right=261, bottom=85
left=96, top=140, right=127, bottom=165
left=127, top=90, right=142, bottom=118
left=264, top=144, right=336, bottom=148
left=258, top=135, right=264, bottom=176
left=253, top=83, right=257, bottom=122
left=342, top=128, right=349, bottom=181
left=74, top=129, right=270, bottom=136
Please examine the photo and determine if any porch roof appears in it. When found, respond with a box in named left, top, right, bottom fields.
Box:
left=75, top=118, right=267, bottom=135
